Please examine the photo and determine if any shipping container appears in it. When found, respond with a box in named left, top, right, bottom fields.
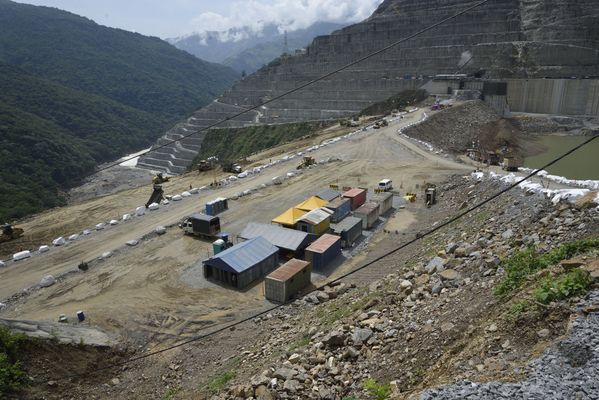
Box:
left=296, top=208, right=332, bottom=236
left=239, top=223, right=314, bottom=257
left=203, top=236, right=279, bottom=289
left=325, top=197, right=351, bottom=223
left=314, top=188, right=341, bottom=202
left=265, top=259, right=312, bottom=303
left=354, top=202, right=380, bottom=229
left=371, top=192, right=393, bottom=215
left=342, top=188, right=367, bottom=210
left=331, top=216, right=362, bottom=248
left=305, top=234, right=341, bottom=269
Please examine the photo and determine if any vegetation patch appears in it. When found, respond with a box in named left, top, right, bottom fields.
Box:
left=535, top=269, right=592, bottom=304
left=0, top=327, right=28, bottom=396
left=193, top=121, right=330, bottom=164
left=495, top=238, right=599, bottom=297
left=359, top=89, right=427, bottom=116
left=206, top=371, right=235, bottom=394
left=362, top=378, right=392, bottom=400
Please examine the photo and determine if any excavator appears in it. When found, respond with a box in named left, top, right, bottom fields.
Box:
left=1, top=223, right=24, bottom=243
left=145, top=173, right=170, bottom=208
left=296, top=156, right=316, bottom=170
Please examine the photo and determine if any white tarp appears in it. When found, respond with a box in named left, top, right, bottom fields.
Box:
left=109, top=220, right=118, bottom=225
left=122, top=214, right=131, bottom=221
left=53, top=237, right=66, bottom=246
left=39, top=245, right=50, bottom=253
left=172, top=195, right=183, bottom=201
left=155, top=226, right=167, bottom=235
left=136, top=206, right=146, bottom=216
left=68, top=234, right=79, bottom=241
left=148, top=203, right=160, bottom=210
left=39, top=275, right=56, bottom=288
left=181, top=191, right=191, bottom=197
left=96, top=223, right=106, bottom=230
left=13, top=251, right=31, bottom=261
left=126, top=240, right=139, bottom=246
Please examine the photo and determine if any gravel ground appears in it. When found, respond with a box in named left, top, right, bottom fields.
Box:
left=421, top=290, right=599, bottom=400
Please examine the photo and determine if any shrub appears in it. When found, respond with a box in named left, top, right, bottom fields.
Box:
left=0, top=327, right=28, bottom=395
left=535, top=269, right=592, bottom=304
left=363, top=378, right=392, bottom=400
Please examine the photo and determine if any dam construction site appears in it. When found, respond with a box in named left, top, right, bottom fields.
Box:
left=1, top=0, right=599, bottom=399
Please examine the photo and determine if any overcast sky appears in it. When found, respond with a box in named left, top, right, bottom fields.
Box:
left=14, top=0, right=383, bottom=39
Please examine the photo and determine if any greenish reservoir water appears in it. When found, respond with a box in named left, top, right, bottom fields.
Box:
left=524, top=135, right=599, bottom=180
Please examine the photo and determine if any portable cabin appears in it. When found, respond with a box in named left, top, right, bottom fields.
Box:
left=205, top=197, right=228, bottom=216
left=325, top=197, right=351, bottom=223
left=239, top=222, right=314, bottom=257
left=295, top=196, right=328, bottom=212
left=304, top=234, right=341, bottom=269
left=342, top=188, right=367, bottom=210
left=315, top=188, right=341, bottom=202
left=264, top=259, right=312, bottom=303
left=330, top=216, right=362, bottom=248
left=271, top=207, right=307, bottom=228
left=371, top=192, right=393, bottom=215
left=202, top=236, right=279, bottom=289
left=354, top=202, right=380, bottom=229
left=296, top=208, right=331, bottom=236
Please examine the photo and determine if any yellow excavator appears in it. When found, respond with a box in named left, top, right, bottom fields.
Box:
left=1, top=224, right=24, bottom=243
left=296, top=156, right=316, bottom=170
left=145, top=173, right=170, bottom=208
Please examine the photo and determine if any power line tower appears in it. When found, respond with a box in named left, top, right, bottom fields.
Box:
left=283, top=30, right=288, bottom=54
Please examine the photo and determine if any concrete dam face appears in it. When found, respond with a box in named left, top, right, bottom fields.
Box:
left=138, top=0, right=599, bottom=174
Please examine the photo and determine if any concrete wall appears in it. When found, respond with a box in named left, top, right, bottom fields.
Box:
left=506, top=79, right=599, bottom=116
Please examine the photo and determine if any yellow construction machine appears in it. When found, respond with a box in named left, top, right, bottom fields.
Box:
left=1, top=224, right=24, bottom=243
left=296, top=156, right=316, bottom=170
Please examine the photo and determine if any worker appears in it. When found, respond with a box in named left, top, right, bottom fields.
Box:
left=145, top=173, right=170, bottom=208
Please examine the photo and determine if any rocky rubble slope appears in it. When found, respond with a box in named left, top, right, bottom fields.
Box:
left=207, top=176, right=598, bottom=400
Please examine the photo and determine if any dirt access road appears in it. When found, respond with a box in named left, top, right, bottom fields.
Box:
left=0, top=109, right=470, bottom=343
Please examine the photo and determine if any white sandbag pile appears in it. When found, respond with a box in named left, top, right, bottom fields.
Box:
left=39, top=245, right=50, bottom=253
left=122, top=213, right=131, bottom=221
left=126, top=240, right=139, bottom=246
left=155, top=226, right=167, bottom=235
left=100, top=251, right=112, bottom=259
left=13, top=251, right=31, bottom=261
left=53, top=237, right=66, bottom=246
left=148, top=203, right=160, bottom=210
left=82, top=229, right=91, bottom=235
left=0, top=261, right=5, bottom=268
left=68, top=234, right=79, bottom=241
left=181, top=191, right=191, bottom=197
left=172, top=195, right=183, bottom=201
left=161, top=199, right=170, bottom=205
left=96, top=223, right=106, bottom=230
left=136, top=206, right=146, bottom=216
left=189, top=187, right=200, bottom=194
left=39, top=275, right=56, bottom=288
left=109, top=220, right=118, bottom=226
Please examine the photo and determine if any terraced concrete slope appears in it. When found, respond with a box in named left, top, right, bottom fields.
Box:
left=138, top=0, right=599, bottom=174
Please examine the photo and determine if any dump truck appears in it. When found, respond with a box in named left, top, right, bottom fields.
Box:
left=424, top=183, right=437, bottom=207
left=197, top=159, right=214, bottom=172
left=222, top=161, right=242, bottom=174
left=1, top=224, right=24, bottom=243
left=502, top=156, right=523, bottom=172
left=296, top=156, right=316, bottom=170
left=180, top=214, right=221, bottom=239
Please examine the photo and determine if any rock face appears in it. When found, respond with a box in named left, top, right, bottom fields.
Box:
left=138, top=0, right=599, bottom=173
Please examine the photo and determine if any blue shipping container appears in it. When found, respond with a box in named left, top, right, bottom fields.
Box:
left=305, top=234, right=341, bottom=269
left=326, top=197, right=351, bottom=223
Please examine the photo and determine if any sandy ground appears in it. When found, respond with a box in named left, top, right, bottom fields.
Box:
left=0, top=109, right=471, bottom=343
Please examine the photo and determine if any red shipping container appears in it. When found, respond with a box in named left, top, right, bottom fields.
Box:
left=342, top=188, right=367, bottom=210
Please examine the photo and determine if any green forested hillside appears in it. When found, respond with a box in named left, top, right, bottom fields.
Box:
left=0, top=0, right=238, bottom=222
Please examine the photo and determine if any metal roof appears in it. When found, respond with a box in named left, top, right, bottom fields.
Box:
left=239, top=223, right=312, bottom=251
left=297, top=208, right=332, bottom=225
left=272, top=207, right=307, bottom=226
left=305, top=234, right=341, bottom=253
left=266, top=259, right=310, bottom=282
left=314, top=188, right=341, bottom=202
left=326, top=197, right=350, bottom=209
left=203, top=236, right=278, bottom=274
left=331, top=216, right=362, bottom=233
left=354, top=202, right=380, bottom=215
left=190, top=213, right=218, bottom=222
left=342, top=188, right=367, bottom=198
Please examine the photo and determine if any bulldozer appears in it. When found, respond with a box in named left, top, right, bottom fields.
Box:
left=296, top=156, right=316, bottom=170
left=1, top=224, right=24, bottom=243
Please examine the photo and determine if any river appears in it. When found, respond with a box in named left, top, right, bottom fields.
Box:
left=524, top=135, right=599, bottom=180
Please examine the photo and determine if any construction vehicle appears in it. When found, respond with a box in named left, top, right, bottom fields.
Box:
left=180, top=214, right=222, bottom=239
left=197, top=159, right=214, bottom=172
left=377, top=179, right=393, bottom=192
left=296, top=156, right=316, bottom=170
left=222, top=161, right=242, bottom=174
left=1, top=224, right=24, bottom=243
left=424, top=183, right=437, bottom=207
left=502, top=156, right=523, bottom=172
left=145, top=173, right=170, bottom=208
